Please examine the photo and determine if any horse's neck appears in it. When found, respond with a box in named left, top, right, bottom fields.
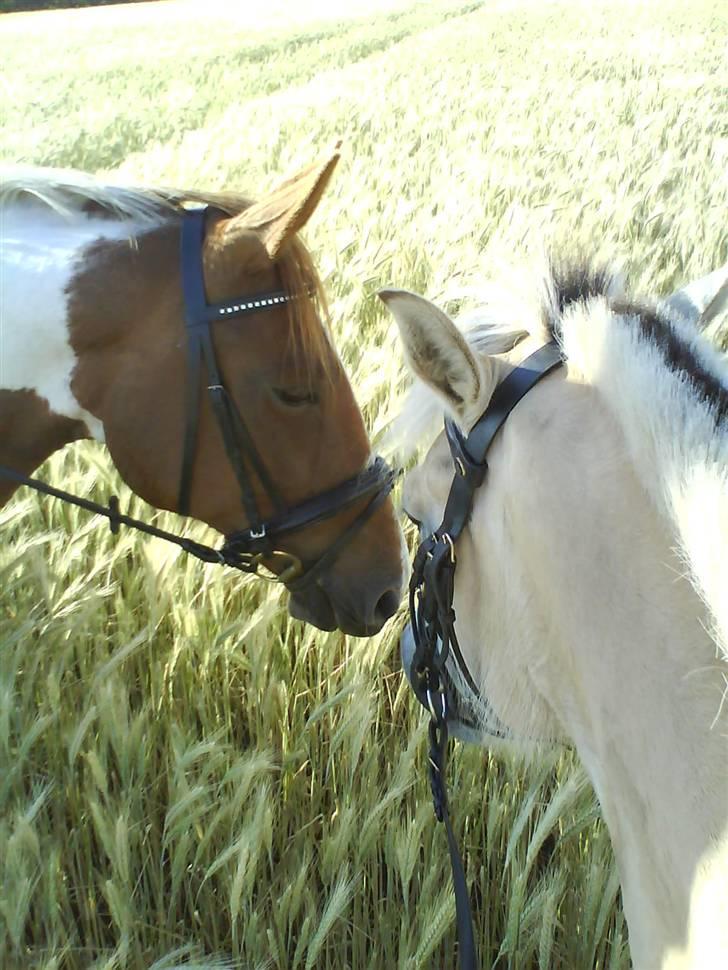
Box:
left=543, top=519, right=728, bottom=970
left=0, top=203, right=131, bottom=500
left=462, top=375, right=728, bottom=970
left=561, top=297, right=728, bottom=662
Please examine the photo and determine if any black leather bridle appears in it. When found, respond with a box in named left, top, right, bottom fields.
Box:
left=0, top=205, right=396, bottom=588
left=176, top=205, right=396, bottom=586
left=405, top=341, right=563, bottom=970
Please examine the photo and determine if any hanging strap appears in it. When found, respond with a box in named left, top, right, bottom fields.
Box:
left=407, top=340, right=564, bottom=970
left=429, top=715, right=478, bottom=970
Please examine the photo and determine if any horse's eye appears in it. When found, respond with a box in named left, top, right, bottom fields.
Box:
left=273, top=387, right=319, bottom=408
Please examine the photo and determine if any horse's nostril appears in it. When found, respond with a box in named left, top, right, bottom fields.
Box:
left=374, top=589, right=401, bottom=624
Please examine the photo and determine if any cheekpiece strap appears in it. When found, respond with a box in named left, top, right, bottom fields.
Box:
left=177, top=206, right=287, bottom=522
left=441, top=340, right=563, bottom=542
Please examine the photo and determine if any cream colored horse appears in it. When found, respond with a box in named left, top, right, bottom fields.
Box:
left=381, top=263, right=728, bottom=970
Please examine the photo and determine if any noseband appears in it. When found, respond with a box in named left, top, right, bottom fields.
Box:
left=406, top=341, right=563, bottom=970
left=0, top=206, right=396, bottom=588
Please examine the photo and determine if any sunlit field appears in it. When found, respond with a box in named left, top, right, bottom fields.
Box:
left=1, top=1, right=726, bottom=968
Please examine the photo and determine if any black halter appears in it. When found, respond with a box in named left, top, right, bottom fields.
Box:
left=406, top=341, right=563, bottom=970
left=0, top=206, right=396, bottom=587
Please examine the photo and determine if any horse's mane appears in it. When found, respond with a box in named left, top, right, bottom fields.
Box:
left=0, top=165, right=253, bottom=222
left=0, top=166, right=333, bottom=373
left=556, top=263, right=728, bottom=660
left=392, top=257, right=728, bottom=656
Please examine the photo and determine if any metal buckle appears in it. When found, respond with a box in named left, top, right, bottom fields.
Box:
left=441, top=533, right=456, bottom=564
left=248, top=524, right=267, bottom=540
left=426, top=687, right=448, bottom=722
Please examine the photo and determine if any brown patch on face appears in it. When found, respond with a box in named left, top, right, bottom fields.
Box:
left=66, top=221, right=192, bottom=515
left=64, top=214, right=360, bottom=531
left=205, top=213, right=335, bottom=384
left=0, top=389, right=88, bottom=506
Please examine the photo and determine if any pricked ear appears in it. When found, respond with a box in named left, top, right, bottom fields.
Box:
left=225, top=143, right=341, bottom=259
left=379, top=288, right=498, bottom=428
left=663, top=264, right=728, bottom=328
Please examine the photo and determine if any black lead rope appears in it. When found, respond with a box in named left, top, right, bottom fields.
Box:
left=408, top=341, right=564, bottom=970
left=411, top=534, right=478, bottom=970
left=0, top=464, right=241, bottom=568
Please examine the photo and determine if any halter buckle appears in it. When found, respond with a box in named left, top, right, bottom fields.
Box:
left=248, top=524, right=267, bottom=540
left=426, top=686, right=448, bottom=723
left=441, top=533, right=456, bottom=564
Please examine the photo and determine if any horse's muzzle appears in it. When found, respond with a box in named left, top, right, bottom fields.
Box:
left=289, top=580, right=400, bottom=637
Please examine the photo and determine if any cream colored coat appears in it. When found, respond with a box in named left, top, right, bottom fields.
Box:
left=383, top=264, right=728, bottom=970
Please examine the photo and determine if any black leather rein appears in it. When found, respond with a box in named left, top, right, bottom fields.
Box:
left=407, top=340, right=563, bottom=970
left=0, top=205, right=396, bottom=586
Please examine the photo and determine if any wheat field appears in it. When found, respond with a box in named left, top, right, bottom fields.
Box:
left=1, top=1, right=727, bottom=968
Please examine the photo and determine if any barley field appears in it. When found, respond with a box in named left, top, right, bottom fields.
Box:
left=1, top=1, right=727, bottom=968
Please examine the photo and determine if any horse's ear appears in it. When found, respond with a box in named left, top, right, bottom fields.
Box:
left=228, top=145, right=341, bottom=259
left=662, top=263, right=728, bottom=329
left=379, top=289, right=498, bottom=428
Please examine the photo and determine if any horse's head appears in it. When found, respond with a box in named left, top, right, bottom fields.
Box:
left=68, top=152, right=404, bottom=635
left=381, top=267, right=728, bottom=751
left=380, top=283, right=586, bottom=744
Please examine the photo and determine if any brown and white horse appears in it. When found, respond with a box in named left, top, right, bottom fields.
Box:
left=0, top=151, right=404, bottom=635
left=383, top=262, right=728, bottom=969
